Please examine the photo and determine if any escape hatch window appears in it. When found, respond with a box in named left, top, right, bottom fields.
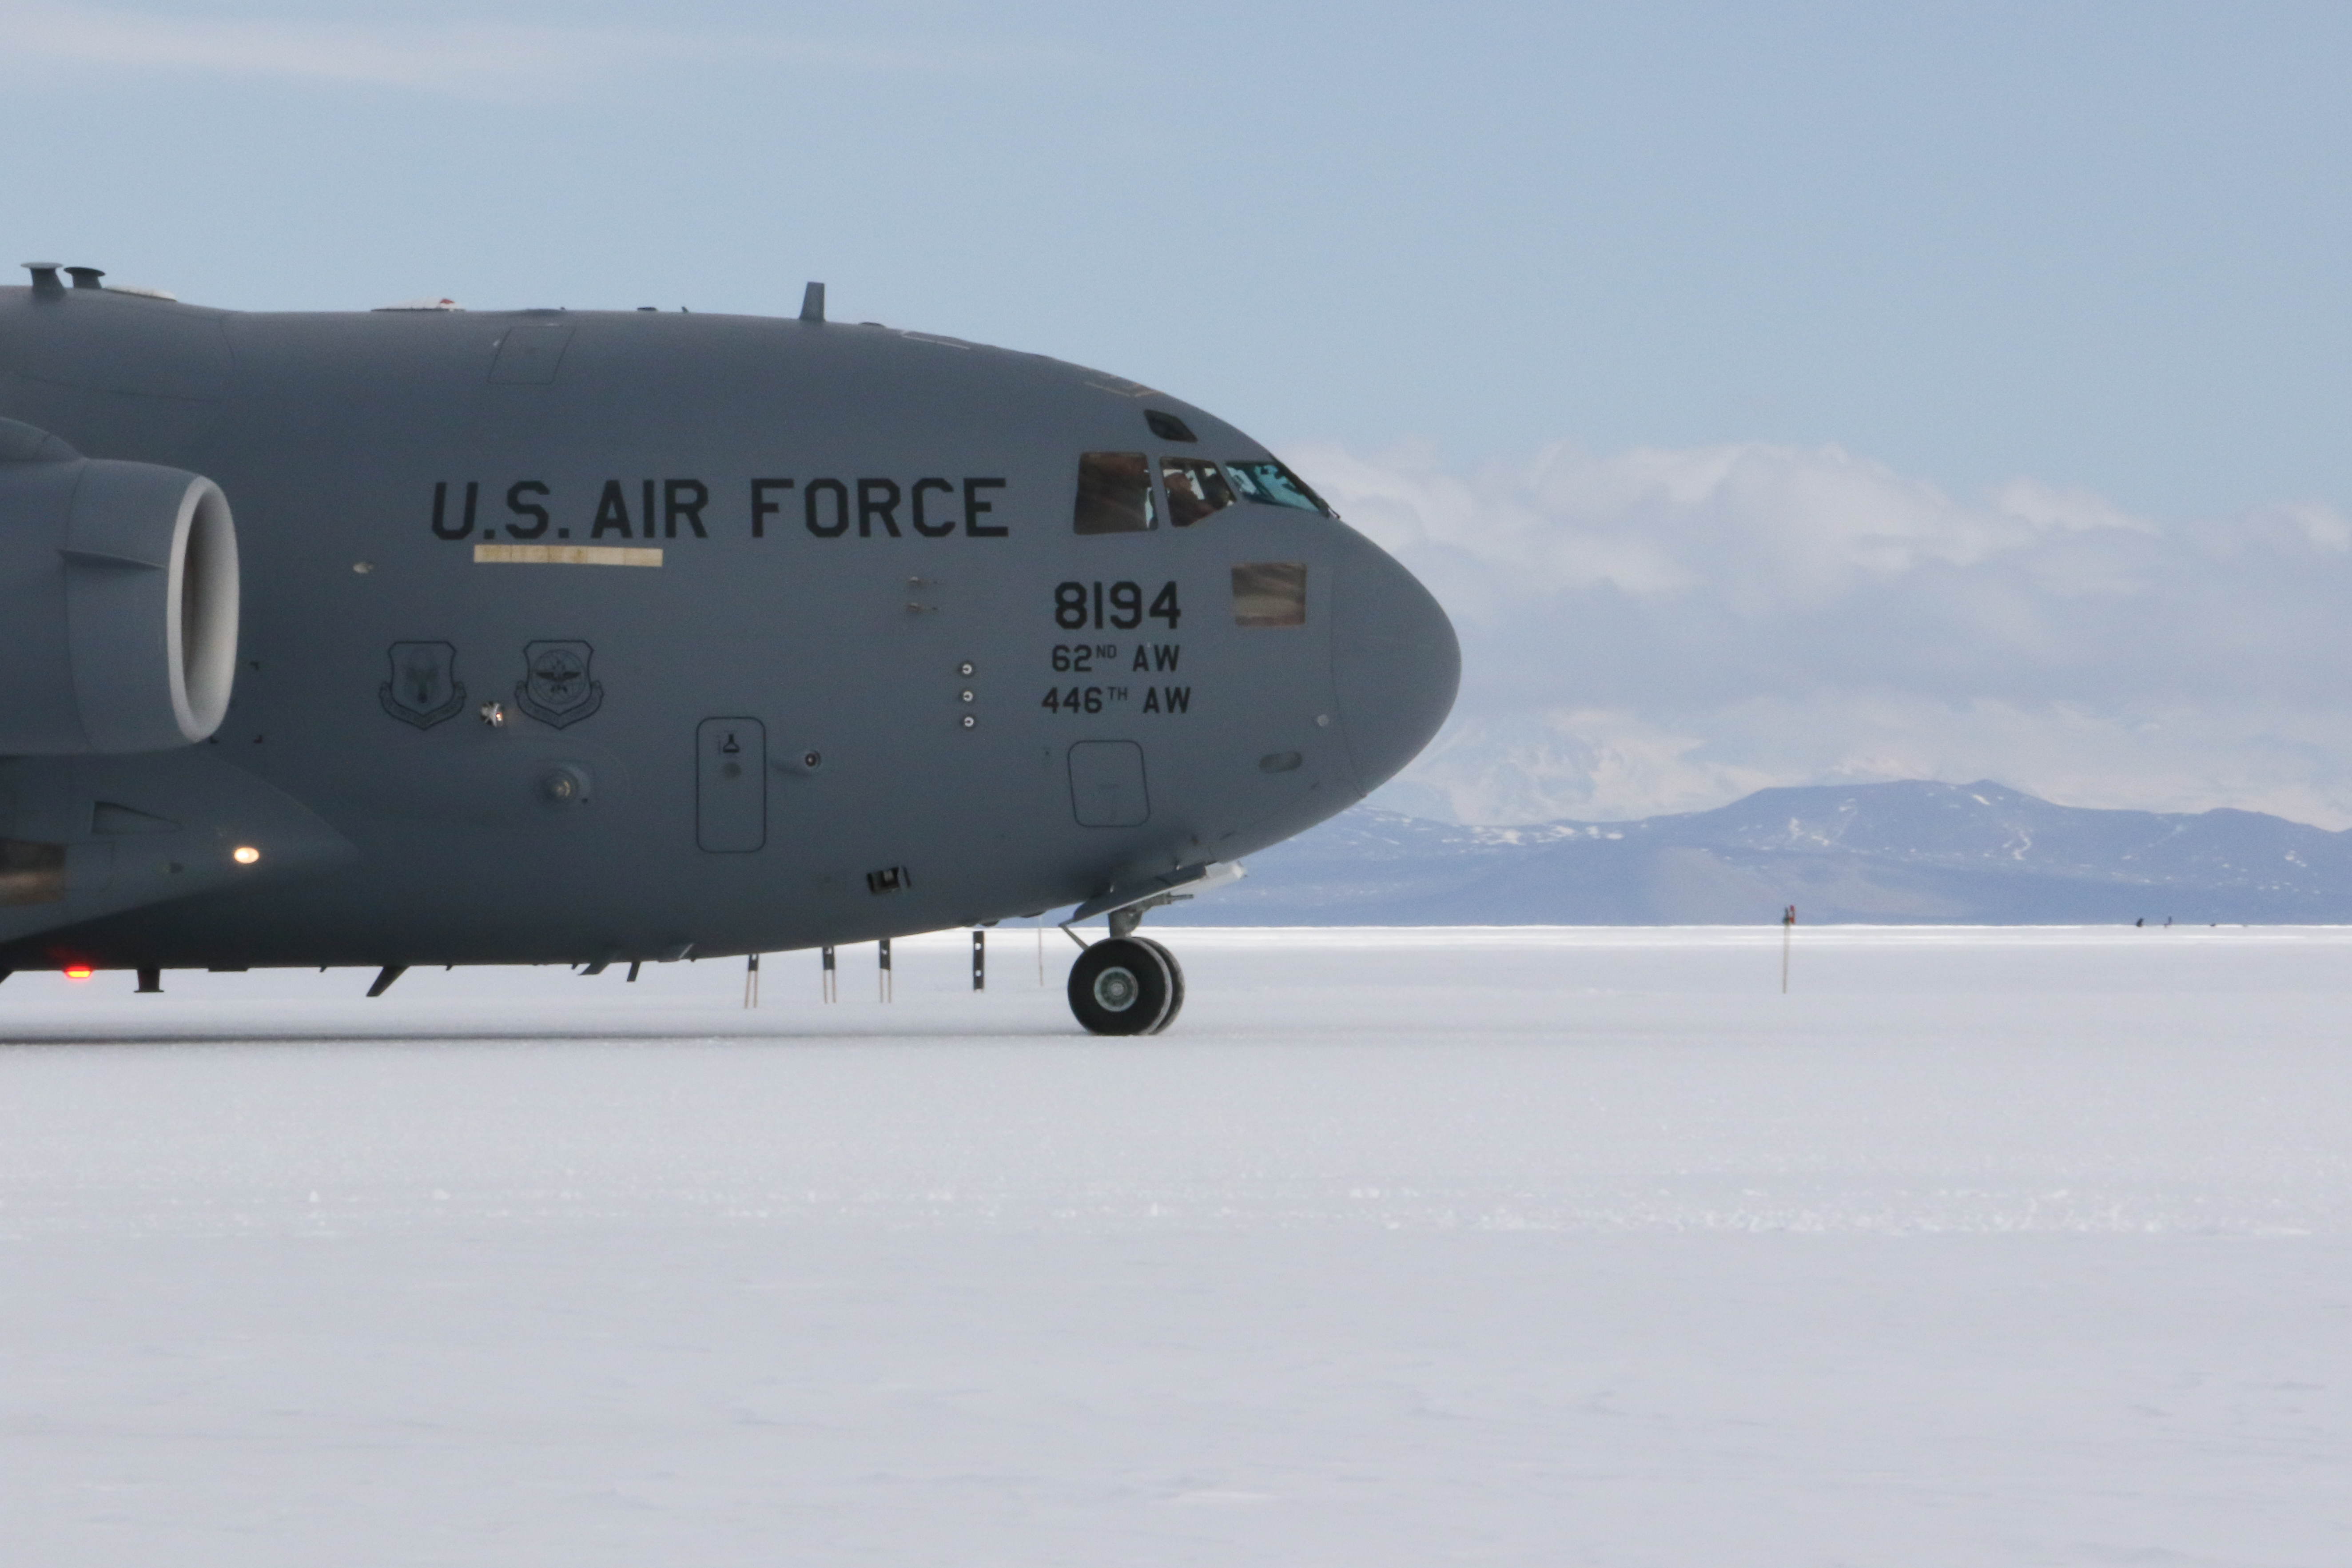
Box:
left=1232, top=561, right=1308, bottom=627
left=0, top=839, right=66, bottom=907
left=1162, top=457, right=1237, bottom=527
left=1224, top=459, right=1331, bottom=516
left=1074, top=452, right=1158, bottom=533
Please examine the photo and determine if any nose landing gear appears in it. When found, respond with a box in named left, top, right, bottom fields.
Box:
left=1066, top=933, right=1186, bottom=1035
left=1059, top=862, right=1236, bottom=1036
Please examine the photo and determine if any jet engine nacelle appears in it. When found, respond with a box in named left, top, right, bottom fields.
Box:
left=0, top=418, right=239, bottom=753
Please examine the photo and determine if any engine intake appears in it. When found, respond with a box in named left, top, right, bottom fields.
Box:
left=0, top=418, right=240, bottom=753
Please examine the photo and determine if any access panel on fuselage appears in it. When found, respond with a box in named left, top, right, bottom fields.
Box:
left=1068, top=739, right=1150, bottom=827
left=696, top=717, right=765, bottom=852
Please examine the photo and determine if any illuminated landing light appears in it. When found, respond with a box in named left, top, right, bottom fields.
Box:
left=232, top=846, right=261, bottom=865
left=64, top=966, right=92, bottom=980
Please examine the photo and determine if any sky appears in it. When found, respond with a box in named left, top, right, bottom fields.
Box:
left=8, top=1, right=2352, bottom=824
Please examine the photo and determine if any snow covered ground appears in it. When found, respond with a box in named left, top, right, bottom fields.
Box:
left=3, top=926, right=2348, bottom=1566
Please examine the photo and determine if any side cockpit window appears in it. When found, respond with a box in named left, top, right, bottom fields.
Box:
left=1075, top=452, right=1157, bottom=533
left=1162, top=458, right=1237, bottom=527
left=1225, top=460, right=1331, bottom=516
left=1232, top=561, right=1308, bottom=627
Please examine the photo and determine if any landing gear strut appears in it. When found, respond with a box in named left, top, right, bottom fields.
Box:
left=1067, top=934, right=1186, bottom=1035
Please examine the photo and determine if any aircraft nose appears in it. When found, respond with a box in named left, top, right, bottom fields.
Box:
left=1330, top=539, right=1460, bottom=796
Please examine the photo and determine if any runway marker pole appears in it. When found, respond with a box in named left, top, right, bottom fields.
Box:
left=972, top=929, right=985, bottom=991
left=821, top=944, right=836, bottom=1003
left=880, top=937, right=893, bottom=1003
left=1782, top=905, right=1796, bottom=993
left=744, top=952, right=760, bottom=1009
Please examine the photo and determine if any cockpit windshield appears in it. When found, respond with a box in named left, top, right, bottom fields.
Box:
left=1224, top=459, right=1331, bottom=516
left=1162, top=458, right=1237, bottom=527
left=1078, top=451, right=1330, bottom=534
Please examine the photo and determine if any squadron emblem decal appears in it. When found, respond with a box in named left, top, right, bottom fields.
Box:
left=515, top=640, right=605, bottom=728
left=378, top=641, right=466, bottom=729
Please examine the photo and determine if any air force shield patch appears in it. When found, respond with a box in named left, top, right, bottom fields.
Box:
left=379, top=641, right=466, bottom=728
left=515, top=640, right=605, bottom=728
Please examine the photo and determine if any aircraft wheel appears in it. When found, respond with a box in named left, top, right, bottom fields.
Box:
left=1067, top=936, right=1174, bottom=1035
left=1136, top=938, right=1185, bottom=1034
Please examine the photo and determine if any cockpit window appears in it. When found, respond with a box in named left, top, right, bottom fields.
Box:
left=1162, top=458, right=1237, bottom=527
left=1232, top=561, right=1308, bottom=627
left=1224, top=459, right=1331, bottom=516
left=1074, top=452, right=1157, bottom=533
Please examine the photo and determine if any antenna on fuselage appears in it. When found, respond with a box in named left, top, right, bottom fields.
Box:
left=799, top=281, right=826, bottom=323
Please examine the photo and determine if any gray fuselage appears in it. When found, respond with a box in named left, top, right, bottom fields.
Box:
left=0, top=284, right=1457, bottom=972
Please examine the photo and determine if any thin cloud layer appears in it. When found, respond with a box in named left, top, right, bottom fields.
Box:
left=1291, top=438, right=2352, bottom=828
left=0, top=3, right=1063, bottom=98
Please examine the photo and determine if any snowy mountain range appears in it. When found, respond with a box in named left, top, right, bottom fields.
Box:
left=1158, top=780, right=2352, bottom=925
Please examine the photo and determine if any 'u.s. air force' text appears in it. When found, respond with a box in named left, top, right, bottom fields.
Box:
left=428, top=478, right=1010, bottom=541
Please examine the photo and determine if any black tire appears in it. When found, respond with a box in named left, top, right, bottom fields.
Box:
left=1137, top=938, right=1185, bottom=1034
left=1067, top=936, right=1174, bottom=1035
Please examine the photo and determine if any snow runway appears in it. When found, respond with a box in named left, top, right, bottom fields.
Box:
left=3, top=927, right=2347, bottom=1564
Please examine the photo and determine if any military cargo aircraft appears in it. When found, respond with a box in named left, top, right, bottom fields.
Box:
left=0, top=264, right=1457, bottom=1033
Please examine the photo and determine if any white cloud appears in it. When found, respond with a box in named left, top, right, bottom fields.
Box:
left=0, top=4, right=1063, bottom=97
left=1376, top=708, right=1779, bottom=826
left=1290, top=438, right=2352, bottom=829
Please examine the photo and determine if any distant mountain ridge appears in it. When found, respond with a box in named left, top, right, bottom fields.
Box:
left=1156, top=780, right=2352, bottom=925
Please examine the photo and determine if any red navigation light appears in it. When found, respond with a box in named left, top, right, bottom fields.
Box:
left=64, top=965, right=93, bottom=981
